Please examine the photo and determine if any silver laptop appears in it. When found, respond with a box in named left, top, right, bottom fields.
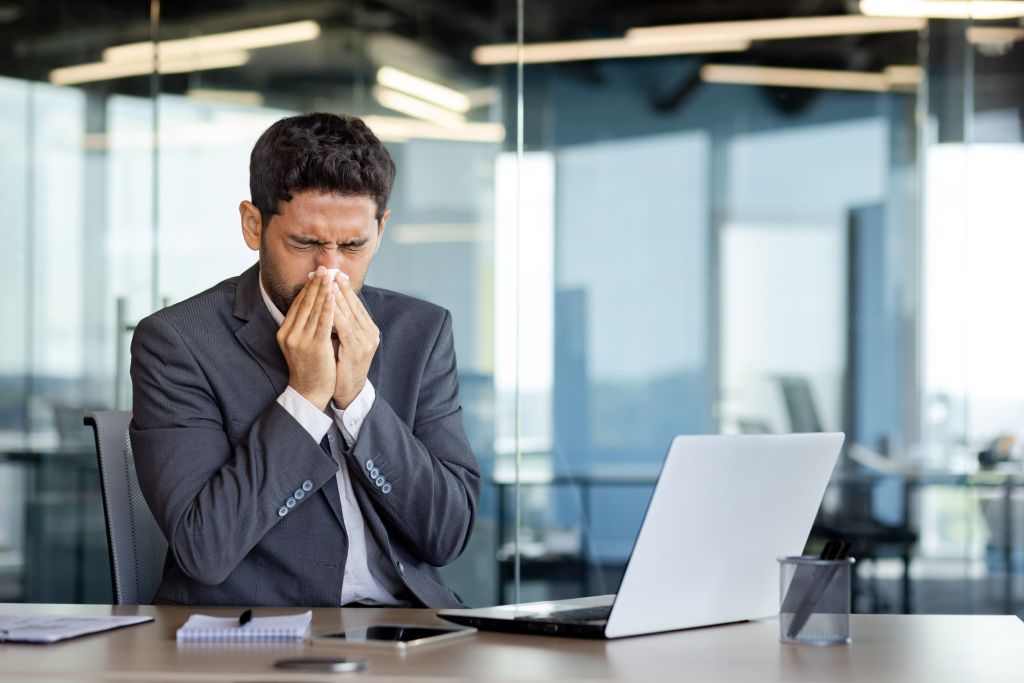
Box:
left=439, top=433, right=843, bottom=639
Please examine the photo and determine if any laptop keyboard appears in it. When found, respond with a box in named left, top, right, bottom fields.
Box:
left=514, top=605, right=612, bottom=623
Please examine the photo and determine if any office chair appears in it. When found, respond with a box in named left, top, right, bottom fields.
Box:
left=776, top=376, right=917, bottom=612
left=84, top=411, right=167, bottom=605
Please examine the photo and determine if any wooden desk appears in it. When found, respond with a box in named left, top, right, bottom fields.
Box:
left=1, top=604, right=1022, bottom=682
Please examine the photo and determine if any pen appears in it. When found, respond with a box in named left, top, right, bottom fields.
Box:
left=238, top=610, right=252, bottom=628
left=786, top=540, right=850, bottom=640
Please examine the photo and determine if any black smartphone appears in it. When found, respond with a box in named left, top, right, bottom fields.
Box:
left=309, top=624, right=476, bottom=650
left=274, top=657, right=367, bottom=672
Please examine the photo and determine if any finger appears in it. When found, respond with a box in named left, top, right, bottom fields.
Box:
left=277, top=279, right=310, bottom=339
left=314, top=289, right=335, bottom=340
left=335, top=323, right=361, bottom=356
left=293, top=269, right=328, bottom=334
left=333, top=297, right=359, bottom=341
left=337, top=278, right=368, bottom=332
left=302, top=271, right=332, bottom=333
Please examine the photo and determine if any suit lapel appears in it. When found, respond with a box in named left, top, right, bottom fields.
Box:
left=360, top=288, right=384, bottom=392
left=233, top=264, right=289, bottom=397
left=232, top=264, right=345, bottom=529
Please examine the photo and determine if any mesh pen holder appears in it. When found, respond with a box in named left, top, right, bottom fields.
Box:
left=778, top=555, right=855, bottom=645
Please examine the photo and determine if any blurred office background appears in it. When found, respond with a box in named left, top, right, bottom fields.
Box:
left=0, top=0, right=1022, bottom=614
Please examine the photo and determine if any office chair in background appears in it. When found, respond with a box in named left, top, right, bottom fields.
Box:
left=777, top=376, right=918, bottom=613
left=84, top=411, right=167, bottom=605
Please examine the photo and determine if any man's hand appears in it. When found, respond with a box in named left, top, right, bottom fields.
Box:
left=332, top=274, right=380, bottom=409
left=276, top=268, right=337, bottom=411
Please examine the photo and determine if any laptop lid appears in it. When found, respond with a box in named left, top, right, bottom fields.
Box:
left=439, top=433, right=843, bottom=639
left=603, top=432, right=843, bottom=637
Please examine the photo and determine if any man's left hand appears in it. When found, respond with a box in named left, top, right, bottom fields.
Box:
left=331, top=274, right=380, bottom=409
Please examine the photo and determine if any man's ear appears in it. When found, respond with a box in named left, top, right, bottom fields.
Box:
left=375, top=208, right=390, bottom=255
left=240, top=201, right=263, bottom=251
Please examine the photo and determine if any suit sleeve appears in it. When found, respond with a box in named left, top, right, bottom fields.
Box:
left=344, top=310, right=481, bottom=567
left=129, top=314, right=341, bottom=585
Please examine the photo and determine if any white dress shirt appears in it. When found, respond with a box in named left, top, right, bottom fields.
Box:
left=260, top=278, right=406, bottom=606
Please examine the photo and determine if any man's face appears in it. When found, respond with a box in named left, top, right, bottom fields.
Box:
left=240, top=191, right=388, bottom=315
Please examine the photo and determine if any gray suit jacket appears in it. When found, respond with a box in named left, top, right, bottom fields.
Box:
left=129, top=263, right=480, bottom=608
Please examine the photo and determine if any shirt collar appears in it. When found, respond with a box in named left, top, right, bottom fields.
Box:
left=258, top=275, right=286, bottom=327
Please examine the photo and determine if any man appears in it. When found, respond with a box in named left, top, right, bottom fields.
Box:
left=130, top=112, right=480, bottom=608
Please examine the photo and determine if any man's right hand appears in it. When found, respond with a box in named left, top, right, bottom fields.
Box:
left=276, top=267, right=337, bottom=411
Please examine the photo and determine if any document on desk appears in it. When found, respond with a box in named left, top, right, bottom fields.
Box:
left=0, top=614, right=154, bottom=643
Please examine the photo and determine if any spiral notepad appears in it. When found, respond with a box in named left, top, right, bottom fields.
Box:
left=176, top=611, right=312, bottom=643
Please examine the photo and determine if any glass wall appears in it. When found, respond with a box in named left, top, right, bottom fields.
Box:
left=0, top=0, right=509, bottom=606
left=1, top=0, right=1023, bottom=615
left=506, top=5, right=1024, bottom=614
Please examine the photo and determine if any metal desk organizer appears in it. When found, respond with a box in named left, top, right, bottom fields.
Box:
left=779, top=553, right=856, bottom=645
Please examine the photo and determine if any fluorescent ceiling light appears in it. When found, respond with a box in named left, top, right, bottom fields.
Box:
left=373, top=86, right=466, bottom=128
left=49, top=18, right=315, bottom=87
left=376, top=66, right=471, bottom=113
left=884, top=64, right=925, bottom=87
left=967, top=25, right=1024, bottom=42
left=363, top=115, right=505, bottom=143
left=103, top=20, right=320, bottom=63
left=474, top=15, right=924, bottom=66
left=627, top=14, right=925, bottom=44
left=859, top=0, right=1024, bottom=19
left=50, top=50, right=249, bottom=86
left=473, top=36, right=749, bottom=65
left=186, top=88, right=265, bottom=107
left=701, top=64, right=905, bottom=92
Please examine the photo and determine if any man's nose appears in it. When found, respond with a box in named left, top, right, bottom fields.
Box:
left=315, top=254, right=343, bottom=271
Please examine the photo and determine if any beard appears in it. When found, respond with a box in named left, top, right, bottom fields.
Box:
left=259, top=249, right=303, bottom=317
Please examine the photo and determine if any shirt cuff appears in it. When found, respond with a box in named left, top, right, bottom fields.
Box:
left=277, top=386, right=333, bottom=443
left=330, top=380, right=376, bottom=445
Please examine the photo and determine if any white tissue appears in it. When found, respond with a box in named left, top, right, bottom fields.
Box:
left=307, top=268, right=350, bottom=283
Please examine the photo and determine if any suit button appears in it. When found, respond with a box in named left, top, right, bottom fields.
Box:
left=381, top=483, right=392, bottom=494
left=302, top=480, right=314, bottom=492
left=365, top=459, right=374, bottom=471
left=294, top=489, right=305, bottom=500
left=375, top=476, right=385, bottom=488
left=286, top=497, right=296, bottom=508
left=277, top=506, right=288, bottom=517
left=327, top=434, right=334, bottom=443
left=370, top=468, right=380, bottom=479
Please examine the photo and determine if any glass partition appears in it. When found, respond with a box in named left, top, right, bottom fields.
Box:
left=1, top=0, right=1023, bottom=616
left=504, top=3, right=1024, bottom=615
left=0, top=0, right=508, bottom=606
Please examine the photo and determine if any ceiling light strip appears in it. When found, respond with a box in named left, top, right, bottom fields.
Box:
left=376, top=66, right=471, bottom=113
left=363, top=115, right=505, bottom=143
left=473, top=37, right=749, bottom=66
left=372, top=86, right=466, bottom=128
left=627, top=14, right=925, bottom=44
left=967, top=25, right=1024, bottom=42
left=50, top=50, right=250, bottom=86
left=103, top=20, right=320, bottom=63
left=700, top=64, right=892, bottom=92
left=859, top=0, right=1024, bottom=19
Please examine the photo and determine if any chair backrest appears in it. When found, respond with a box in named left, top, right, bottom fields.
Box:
left=84, top=410, right=168, bottom=605
left=777, top=375, right=824, bottom=433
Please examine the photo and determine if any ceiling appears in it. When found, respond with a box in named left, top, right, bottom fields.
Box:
left=0, top=0, right=1019, bottom=115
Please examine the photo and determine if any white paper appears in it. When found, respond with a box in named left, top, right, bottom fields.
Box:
left=0, top=614, right=153, bottom=643
left=176, top=610, right=312, bottom=643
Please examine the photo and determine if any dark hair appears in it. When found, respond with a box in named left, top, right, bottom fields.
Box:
left=249, top=112, right=396, bottom=226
